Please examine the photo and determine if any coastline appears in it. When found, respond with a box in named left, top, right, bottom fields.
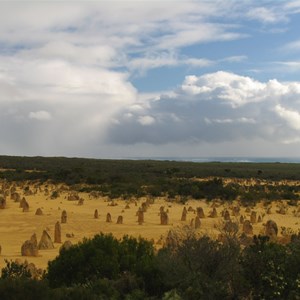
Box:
left=122, top=157, right=300, bottom=163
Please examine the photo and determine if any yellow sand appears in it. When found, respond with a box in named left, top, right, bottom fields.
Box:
left=1, top=183, right=300, bottom=271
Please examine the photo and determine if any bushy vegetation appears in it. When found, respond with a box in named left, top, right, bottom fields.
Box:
left=2, top=157, right=300, bottom=298
left=47, top=233, right=163, bottom=296
left=0, top=156, right=300, bottom=202
left=2, top=232, right=300, bottom=299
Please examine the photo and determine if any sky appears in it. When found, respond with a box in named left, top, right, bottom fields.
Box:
left=1, top=0, right=300, bottom=159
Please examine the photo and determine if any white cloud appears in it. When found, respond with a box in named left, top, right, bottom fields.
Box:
left=181, top=71, right=270, bottom=107
left=156, top=23, right=245, bottom=50
left=220, top=55, right=248, bottom=63
left=274, top=105, right=300, bottom=130
left=185, top=58, right=214, bottom=67
left=0, top=56, right=135, bottom=98
left=274, top=61, right=300, bottom=72
left=206, top=117, right=256, bottom=124
left=138, top=115, right=155, bottom=126
left=0, top=1, right=299, bottom=157
left=282, top=40, right=300, bottom=52
left=108, top=71, right=300, bottom=147
left=19, top=41, right=120, bottom=68
left=246, top=7, right=285, bottom=23
left=0, top=53, right=137, bottom=156
left=284, top=0, right=300, bottom=11
left=29, top=110, right=52, bottom=121
left=0, top=1, right=251, bottom=76
left=128, top=52, right=213, bottom=73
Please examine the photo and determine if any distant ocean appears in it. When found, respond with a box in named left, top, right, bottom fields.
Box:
left=123, top=157, right=300, bottom=163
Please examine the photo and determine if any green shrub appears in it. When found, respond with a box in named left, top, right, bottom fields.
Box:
left=47, top=233, right=163, bottom=297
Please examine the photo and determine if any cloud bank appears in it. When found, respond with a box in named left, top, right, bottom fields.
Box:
left=108, top=71, right=300, bottom=146
left=0, top=1, right=300, bottom=157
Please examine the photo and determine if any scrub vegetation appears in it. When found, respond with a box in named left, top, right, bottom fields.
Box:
left=2, top=231, right=300, bottom=299
left=1, top=156, right=300, bottom=299
left=0, top=155, right=300, bottom=203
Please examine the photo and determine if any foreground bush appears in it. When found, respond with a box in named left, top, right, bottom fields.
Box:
left=2, top=232, right=300, bottom=299
left=0, top=278, right=51, bottom=300
left=157, top=229, right=244, bottom=299
left=47, top=233, right=164, bottom=297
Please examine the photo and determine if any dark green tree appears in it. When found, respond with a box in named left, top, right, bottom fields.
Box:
left=47, top=233, right=163, bottom=297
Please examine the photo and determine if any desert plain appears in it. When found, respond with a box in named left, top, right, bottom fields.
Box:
left=1, top=178, right=300, bottom=271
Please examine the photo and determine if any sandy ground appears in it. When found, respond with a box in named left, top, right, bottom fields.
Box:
left=1, top=182, right=300, bottom=271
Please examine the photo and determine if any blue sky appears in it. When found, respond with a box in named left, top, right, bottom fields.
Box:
left=1, top=0, right=300, bottom=158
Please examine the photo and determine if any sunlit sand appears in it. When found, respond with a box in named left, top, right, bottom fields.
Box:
left=1, top=180, right=300, bottom=270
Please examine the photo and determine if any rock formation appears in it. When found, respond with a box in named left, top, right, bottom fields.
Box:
left=67, top=193, right=79, bottom=201
left=54, top=221, right=62, bottom=243
left=19, top=197, right=26, bottom=208
left=22, top=199, right=29, bottom=212
left=30, top=233, right=38, bottom=247
left=38, top=230, right=54, bottom=250
left=209, top=207, right=218, bottom=218
left=21, top=240, right=38, bottom=257
left=137, top=209, right=144, bottom=225
left=160, top=211, right=169, bottom=225
left=265, top=220, right=278, bottom=238
left=78, top=198, right=84, bottom=206
left=0, top=196, right=6, bottom=209
left=66, top=233, right=74, bottom=238
left=188, top=206, right=194, bottom=212
left=223, top=210, right=231, bottom=221
left=250, top=211, right=257, bottom=224
left=11, top=192, right=20, bottom=202
left=35, top=208, right=43, bottom=215
left=196, top=207, right=205, bottom=218
left=232, top=206, right=240, bottom=217
left=141, top=202, right=148, bottom=212
left=94, top=209, right=99, bottom=219
left=116, top=215, right=123, bottom=224
left=21, top=234, right=38, bottom=257
left=243, top=220, right=253, bottom=235
left=60, top=240, right=72, bottom=251
left=61, top=210, right=67, bottom=223
left=195, top=216, right=201, bottom=229
left=181, top=207, right=187, bottom=221
left=106, top=213, right=112, bottom=223
left=190, top=218, right=194, bottom=227
left=108, top=200, right=118, bottom=207
left=239, top=215, right=244, bottom=224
